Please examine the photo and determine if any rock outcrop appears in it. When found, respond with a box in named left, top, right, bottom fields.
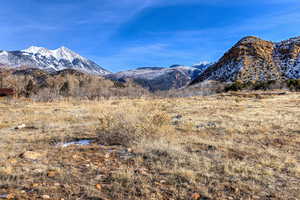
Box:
left=191, top=36, right=300, bottom=84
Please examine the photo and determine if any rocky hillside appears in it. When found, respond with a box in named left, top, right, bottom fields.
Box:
left=0, top=46, right=110, bottom=75
left=191, top=36, right=300, bottom=84
left=106, top=64, right=211, bottom=91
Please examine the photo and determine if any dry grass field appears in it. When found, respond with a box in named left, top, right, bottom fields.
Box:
left=0, top=91, right=299, bottom=200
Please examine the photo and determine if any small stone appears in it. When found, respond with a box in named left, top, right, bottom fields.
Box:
left=32, top=183, right=39, bottom=187
left=72, top=154, right=79, bottom=159
left=33, top=168, right=44, bottom=173
left=15, top=124, right=26, bottom=130
left=47, top=170, right=58, bottom=178
left=127, top=148, right=133, bottom=153
left=104, top=153, right=110, bottom=158
left=191, top=193, right=201, bottom=200
left=42, top=194, right=50, bottom=199
left=95, top=184, right=102, bottom=190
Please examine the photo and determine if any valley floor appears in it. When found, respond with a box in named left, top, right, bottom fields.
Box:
left=0, top=91, right=299, bottom=200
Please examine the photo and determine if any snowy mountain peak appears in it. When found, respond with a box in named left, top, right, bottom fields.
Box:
left=23, top=46, right=50, bottom=55
left=22, top=46, right=85, bottom=62
left=53, top=46, right=85, bottom=62
left=1, top=46, right=110, bottom=75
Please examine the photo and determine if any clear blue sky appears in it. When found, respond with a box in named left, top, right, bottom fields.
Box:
left=1, top=0, right=300, bottom=72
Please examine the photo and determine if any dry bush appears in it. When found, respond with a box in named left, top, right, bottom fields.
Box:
left=155, top=80, right=226, bottom=98
left=96, top=102, right=172, bottom=146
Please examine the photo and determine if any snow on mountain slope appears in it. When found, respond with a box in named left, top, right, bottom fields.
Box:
left=191, top=36, right=300, bottom=85
left=0, top=46, right=110, bottom=75
left=275, top=37, right=300, bottom=79
left=106, top=64, right=211, bottom=91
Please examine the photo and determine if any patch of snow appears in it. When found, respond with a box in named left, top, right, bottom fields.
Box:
left=56, top=139, right=94, bottom=147
left=0, top=51, right=8, bottom=56
left=274, top=41, right=300, bottom=79
left=206, top=61, right=244, bottom=82
left=23, top=46, right=50, bottom=55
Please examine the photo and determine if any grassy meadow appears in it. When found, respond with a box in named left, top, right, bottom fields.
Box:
left=0, top=91, right=299, bottom=199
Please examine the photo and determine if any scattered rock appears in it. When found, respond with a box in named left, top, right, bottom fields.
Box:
left=172, top=114, right=183, bottom=125
left=72, top=154, right=80, bottom=159
left=191, top=193, right=201, bottom=200
left=15, top=124, right=26, bottom=130
left=20, top=151, right=43, bottom=160
left=104, top=153, right=110, bottom=159
left=172, top=120, right=179, bottom=125
left=42, top=195, right=50, bottom=199
left=207, top=122, right=217, bottom=128
left=32, top=183, right=39, bottom=187
left=196, top=122, right=217, bottom=129
left=47, top=170, right=58, bottom=178
left=95, top=174, right=105, bottom=180
left=173, top=114, right=182, bottom=119
left=95, top=184, right=102, bottom=190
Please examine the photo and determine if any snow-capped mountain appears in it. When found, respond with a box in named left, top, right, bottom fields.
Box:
left=0, top=46, right=110, bottom=75
left=106, top=64, right=211, bottom=91
left=191, top=36, right=300, bottom=85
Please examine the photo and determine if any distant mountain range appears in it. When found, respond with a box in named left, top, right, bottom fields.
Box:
left=191, top=36, right=300, bottom=85
left=105, top=63, right=211, bottom=91
left=0, top=46, right=110, bottom=75
left=1, top=36, right=300, bottom=92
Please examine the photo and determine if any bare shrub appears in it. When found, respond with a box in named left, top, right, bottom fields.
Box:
left=96, top=103, right=172, bottom=146
left=1, top=68, right=151, bottom=101
left=155, top=80, right=226, bottom=98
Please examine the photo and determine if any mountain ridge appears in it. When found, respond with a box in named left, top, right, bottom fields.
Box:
left=0, top=46, right=110, bottom=75
left=106, top=64, right=211, bottom=91
left=191, top=36, right=300, bottom=85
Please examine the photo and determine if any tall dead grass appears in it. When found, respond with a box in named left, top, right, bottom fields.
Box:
left=96, top=102, right=173, bottom=146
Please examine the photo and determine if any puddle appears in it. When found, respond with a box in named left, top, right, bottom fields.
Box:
left=56, top=139, right=94, bottom=147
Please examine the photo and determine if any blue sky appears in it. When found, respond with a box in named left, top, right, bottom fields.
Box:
left=1, top=0, right=300, bottom=72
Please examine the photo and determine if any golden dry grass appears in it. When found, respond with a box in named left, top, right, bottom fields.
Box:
left=0, top=92, right=299, bottom=199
